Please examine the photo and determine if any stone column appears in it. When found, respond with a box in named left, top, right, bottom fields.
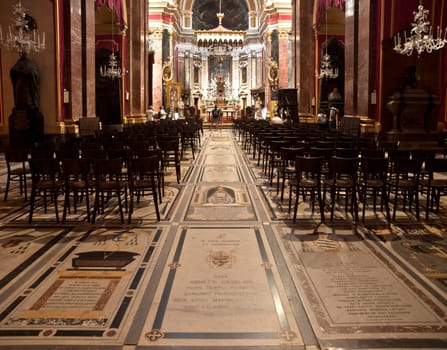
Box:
left=85, top=0, right=96, bottom=118
left=151, top=28, right=163, bottom=110
left=185, top=51, right=191, bottom=98
left=264, top=31, right=272, bottom=108
left=68, top=0, right=83, bottom=120
left=278, top=29, right=289, bottom=89
left=357, top=0, right=372, bottom=116
left=250, top=50, right=257, bottom=105
left=295, top=0, right=315, bottom=114
left=66, top=0, right=95, bottom=120
left=232, top=55, right=240, bottom=103
left=127, top=0, right=147, bottom=120
left=201, top=55, right=208, bottom=112
left=344, top=0, right=357, bottom=115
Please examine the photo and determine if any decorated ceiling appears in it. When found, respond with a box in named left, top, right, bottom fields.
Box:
left=192, top=0, right=249, bottom=30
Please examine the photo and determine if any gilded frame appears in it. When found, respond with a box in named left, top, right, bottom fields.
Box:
left=166, top=82, right=182, bottom=109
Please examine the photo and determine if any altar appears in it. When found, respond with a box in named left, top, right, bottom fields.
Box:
left=205, top=106, right=237, bottom=123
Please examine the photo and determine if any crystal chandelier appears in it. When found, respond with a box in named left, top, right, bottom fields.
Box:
left=393, top=3, right=447, bottom=57
left=0, top=0, right=46, bottom=57
left=318, top=7, right=338, bottom=79
left=100, top=8, right=122, bottom=79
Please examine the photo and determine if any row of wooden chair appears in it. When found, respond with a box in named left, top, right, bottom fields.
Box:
left=286, top=155, right=447, bottom=222
left=27, top=154, right=162, bottom=224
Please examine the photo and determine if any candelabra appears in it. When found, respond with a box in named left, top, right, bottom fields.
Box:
left=319, top=53, right=339, bottom=79
left=393, top=3, right=447, bottom=57
left=318, top=5, right=338, bottom=80
left=99, top=8, right=122, bottom=79
left=100, top=52, right=122, bottom=79
left=0, top=0, right=46, bottom=57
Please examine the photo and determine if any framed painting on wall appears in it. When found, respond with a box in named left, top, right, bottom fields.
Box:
left=166, top=82, right=182, bottom=109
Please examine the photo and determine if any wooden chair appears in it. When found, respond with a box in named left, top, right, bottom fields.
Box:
left=4, top=147, right=30, bottom=201
left=324, top=156, right=359, bottom=222
left=358, top=156, right=391, bottom=222
left=92, top=158, right=127, bottom=224
left=127, top=156, right=161, bottom=222
left=291, top=156, right=325, bottom=221
left=158, top=137, right=181, bottom=184
left=422, top=158, right=447, bottom=220
left=28, top=158, right=64, bottom=223
left=277, top=146, right=305, bottom=201
left=390, top=158, right=422, bottom=221
left=61, top=158, right=93, bottom=222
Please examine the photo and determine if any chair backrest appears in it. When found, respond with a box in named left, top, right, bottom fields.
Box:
left=128, top=156, right=159, bottom=177
left=5, top=147, right=29, bottom=165
left=158, top=138, right=179, bottom=152
left=310, top=147, right=334, bottom=161
left=281, top=147, right=305, bottom=162
left=361, top=148, right=385, bottom=158
left=94, top=158, right=124, bottom=181
left=393, top=158, right=422, bottom=178
left=360, top=156, right=388, bottom=178
left=62, top=158, right=91, bottom=179
left=329, top=156, right=359, bottom=178
left=29, top=158, right=61, bottom=180
left=295, top=156, right=324, bottom=177
left=335, top=147, right=359, bottom=158
left=424, top=158, right=447, bottom=174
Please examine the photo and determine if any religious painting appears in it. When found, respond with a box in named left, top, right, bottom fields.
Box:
left=162, top=61, right=173, bottom=82
left=192, top=0, right=249, bottom=30
left=166, top=82, right=182, bottom=109
left=209, top=56, right=231, bottom=82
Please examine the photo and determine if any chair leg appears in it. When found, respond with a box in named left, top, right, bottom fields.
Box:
left=152, top=183, right=161, bottom=221
left=28, top=187, right=36, bottom=223
left=53, top=190, right=59, bottom=223
left=383, top=191, right=391, bottom=222
left=128, top=191, right=134, bottom=223
left=116, top=190, right=124, bottom=224
left=318, top=188, right=325, bottom=222
left=4, top=176, right=10, bottom=201
left=330, top=187, right=336, bottom=221
left=293, top=186, right=300, bottom=221
left=352, top=188, right=359, bottom=222
left=63, top=187, right=69, bottom=223
left=92, top=193, right=100, bottom=224
left=361, top=187, right=367, bottom=222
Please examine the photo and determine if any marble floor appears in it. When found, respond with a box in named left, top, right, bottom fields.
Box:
left=0, top=128, right=446, bottom=349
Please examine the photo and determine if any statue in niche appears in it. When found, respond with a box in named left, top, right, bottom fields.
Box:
left=8, top=15, right=44, bottom=147
left=10, top=55, right=40, bottom=108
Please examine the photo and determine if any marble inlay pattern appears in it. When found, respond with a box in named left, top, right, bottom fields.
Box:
left=0, top=227, right=163, bottom=347
left=273, top=223, right=447, bottom=344
left=185, top=184, right=256, bottom=221
left=138, top=226, right=303, bottom=347
left=201, top=165, right=240, bottom=182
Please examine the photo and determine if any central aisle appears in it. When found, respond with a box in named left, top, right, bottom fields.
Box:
left=131, top=129, right=311, bottom=349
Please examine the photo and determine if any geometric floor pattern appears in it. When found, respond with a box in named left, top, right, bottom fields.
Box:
left=0, top=128, right=446, bottom=349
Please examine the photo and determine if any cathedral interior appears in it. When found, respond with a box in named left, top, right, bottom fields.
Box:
left=0, top=0, right=446, bottom=349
